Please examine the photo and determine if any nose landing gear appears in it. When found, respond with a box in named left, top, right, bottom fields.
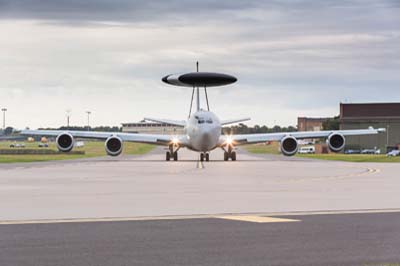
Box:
left=200, top=152, right=210, bottom=162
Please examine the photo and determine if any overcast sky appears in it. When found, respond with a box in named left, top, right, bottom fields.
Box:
left=0, top=0, right=399, bottom=129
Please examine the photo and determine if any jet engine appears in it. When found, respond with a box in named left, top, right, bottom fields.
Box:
left=56, top=132, right=74, bottom=152
left=105, top=136, right=123, bottom=156
left=327, top=133, right=345, bottom=152
left=280, top=136, right=298, bottom=156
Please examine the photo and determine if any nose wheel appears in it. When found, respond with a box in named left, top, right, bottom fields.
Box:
left=200, top=152, right=210, bottom=162
left=224, top=151, right=236, bottom=161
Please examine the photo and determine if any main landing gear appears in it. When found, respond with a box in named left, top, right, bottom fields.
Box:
left=224, top=151, right=236, bottom=161
left=200, top=152, right=210, bottom=162
left=166, top=151, right=178, bottom=161
left=223, top=145, right=236, bottom=161
left=166, top=144, right=179, bottom=161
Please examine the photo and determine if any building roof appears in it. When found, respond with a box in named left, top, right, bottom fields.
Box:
left=340, top=103, right=400, bottom=119
left=297, top=117, right=331, bottom=121
left=121, top=122, right=180, bottom=127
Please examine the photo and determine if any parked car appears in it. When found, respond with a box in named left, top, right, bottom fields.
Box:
left=387, top=150, right=400, bottom=157
left=361, top=148, right=381, bottom=155
left=74, top=141, right=85, bottom=148
left=298, top=146, right=315, bottom=154
left=38, top=143, right=49, bottom=148
left=9, top=142, right=26, bottom=148
left=344, top=149, right=361, bottom=154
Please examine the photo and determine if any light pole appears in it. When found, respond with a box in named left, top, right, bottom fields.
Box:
left=1, top=108, right=7, bottom=130
left=86, top=111, right=91, bottom=131
left=66, top=109, right=71, bottom=129
left=386, top=124, right=390, bottom=150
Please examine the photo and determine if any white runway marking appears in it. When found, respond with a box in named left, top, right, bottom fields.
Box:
left=1, top=209, right=400, bottom=225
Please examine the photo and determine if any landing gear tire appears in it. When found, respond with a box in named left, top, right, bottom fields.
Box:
left=173, top=152, right=178, bottom=161
left=231, top=151, right=236, bottom=161
left=200, top=153, right=204, bottom=162
left=224, top=151, right=237, bottom=161
left=166, top=151, right=171, bottom=161
left=205, top=153, right=209, bottom=162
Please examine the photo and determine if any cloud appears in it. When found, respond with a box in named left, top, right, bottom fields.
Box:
left=0, top=0, right=399, bottom=128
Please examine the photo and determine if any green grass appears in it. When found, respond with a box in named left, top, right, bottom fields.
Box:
left=0, top=141, right=154, bottom=163
left=243, top=143, right=400, bottom=163
left=297, top=153, right=400, bottom=163
left=364, top=264, right=400, bottom=266
left=243, top=142, right=281, bottom=154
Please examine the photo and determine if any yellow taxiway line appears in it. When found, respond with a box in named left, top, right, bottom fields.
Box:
left=215, top=215, right=300, bottom=223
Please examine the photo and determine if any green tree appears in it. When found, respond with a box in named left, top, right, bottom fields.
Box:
left=322, top=116, right=340, bottom=130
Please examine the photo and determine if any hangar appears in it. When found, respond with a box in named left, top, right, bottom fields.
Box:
left=340, top=103, right=400, bottom=152
left=121, top=121, right=184, bottom=134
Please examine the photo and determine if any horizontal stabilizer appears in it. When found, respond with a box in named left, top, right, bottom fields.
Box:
left=143, top=117, right=186, bottom=127
left=221, top=117, right=251, bottom=126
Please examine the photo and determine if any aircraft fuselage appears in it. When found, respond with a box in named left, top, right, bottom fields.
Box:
left=185, top=110, right=221, bottom=152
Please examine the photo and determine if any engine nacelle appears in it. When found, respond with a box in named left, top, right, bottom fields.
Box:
left=105, top=136, right=123, bottom=156
left=56, top=133, right=74, bottom=152
left=327, top=133, right=345, bottom=152
left=280, top=136, right=298, bottom=156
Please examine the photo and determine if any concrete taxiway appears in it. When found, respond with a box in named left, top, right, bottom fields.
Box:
left=0, top=147, right=399, bottom=221
left=1, top=148, right=400, bottom=265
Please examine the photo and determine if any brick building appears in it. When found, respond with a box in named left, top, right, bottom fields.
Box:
left=297, top=117, right=330, bottom=132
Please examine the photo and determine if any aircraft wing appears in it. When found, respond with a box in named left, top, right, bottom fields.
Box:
left=219, top=127, right=386, bottom=145
left=220, top=117, right=251, bottom=126
left=21, top=130, right=188, bottom=146
left=143, top=117, right=186, bottom=127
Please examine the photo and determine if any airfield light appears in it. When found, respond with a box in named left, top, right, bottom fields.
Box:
left=86, top=111, right=92, bottom=131
left=1, top=108, right=7, bottom=129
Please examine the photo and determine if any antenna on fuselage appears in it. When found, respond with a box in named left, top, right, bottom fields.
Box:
left=196, top=62, right=210, bottom=111
left=204, top=85, right=210, bottom=111
left=188, top=86, right=194, bottom=118
left=188, top=61, right=199, bottom=118
left=196, top=61, right=200, bottom=112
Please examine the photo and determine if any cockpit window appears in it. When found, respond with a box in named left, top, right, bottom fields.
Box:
left=195, top=115, right=206, bottom=124
left=206, top=119, right=213, bottom=124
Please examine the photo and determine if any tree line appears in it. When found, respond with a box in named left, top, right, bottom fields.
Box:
left=223, top=123, right=297, bottom=134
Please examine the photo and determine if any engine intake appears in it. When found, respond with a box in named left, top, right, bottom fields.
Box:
left=56, top=133, right=74, bottom=152
left=280, top=136, right=298, bottom=156
left=105, top=136, right=123, bottom=156
left=327, top=133, right=345, bottom=152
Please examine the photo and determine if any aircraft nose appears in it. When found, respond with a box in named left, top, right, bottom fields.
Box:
left=201, top=131, right=211, bottom=142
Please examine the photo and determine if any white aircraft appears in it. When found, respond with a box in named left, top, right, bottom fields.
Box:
left=22, top=67, right=385, bottom=161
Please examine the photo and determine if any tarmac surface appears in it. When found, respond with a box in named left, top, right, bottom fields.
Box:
left=1, top=211, right=400, bottom=266
left=0, top=147, right=399, bottom=221
left=1, top=147, right=400, bottom=265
